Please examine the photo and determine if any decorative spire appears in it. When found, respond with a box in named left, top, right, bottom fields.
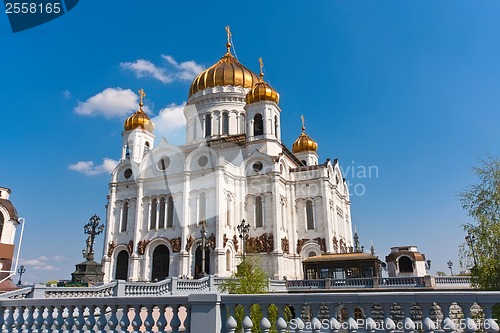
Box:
left=258, top=57, right=264, bottom=80
left=225, top=25, right=232, bottom=53
left=370, top=240, right=375, bottom=256
left=301, top=115, right=306, bottom=133
left=138, top=88, right=146, bottom=111
left=353, top=231, right=360, bottom=253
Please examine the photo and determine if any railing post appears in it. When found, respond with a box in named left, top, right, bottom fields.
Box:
left=325, top=278, right=331, bottom=289
left=424, top=275, right=435, bottom=289
left=113, top=280, right=126, bottom=296
left=372, top=277, right=379, bottom=288
left=209, top=275, right=215, bottom=291
left=30, top=284, right=47, bottom=299
left=187, top=293, right=221, bottom=333
left=171, top=276, right=178, bottom=295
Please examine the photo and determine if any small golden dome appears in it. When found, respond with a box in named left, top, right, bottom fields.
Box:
left=124, top=89, right=155, bottom=132
left=189, top=27, right=260, bottom=98
left=245, top=57, right=279, bottom=105
left=292, top=116, right=318, bottom=153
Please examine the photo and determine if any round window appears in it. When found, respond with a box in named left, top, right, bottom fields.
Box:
left=124, top=168, right=132, bottom=179
left=198, top=156, right=208, bottom=167
left=157, top=157, right=170, bottom=171
left=253, top=161, right=263, bottom=172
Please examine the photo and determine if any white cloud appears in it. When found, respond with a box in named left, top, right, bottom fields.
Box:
left=63, top=89, right=72, bottom=99
left=120, top=59, right=173, bottom=83
left=153, top=102, right=187, bottom=144
left=121, top=55, right=204, bottom=84
left=20, top=256, right=66, bottom=271
left=69, top=158, right=119, bottom=176
left=74, top=87, right=141, bottom=118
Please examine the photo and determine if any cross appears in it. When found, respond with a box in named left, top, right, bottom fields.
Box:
left=301, top=115, right=306, bottom=132
left=225, top=26, right=232, bottom=52
left=138, top=88, right=146, bottom=106
left=258, top=57, right=264, bottom=80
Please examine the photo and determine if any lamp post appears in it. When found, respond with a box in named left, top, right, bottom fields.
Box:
left=17, top=265, right=26, bottom=285
left=447, top=260, right=453, bottom=276
left=237, top=219, right=250, bottom=259
left=82, top=215, right=105, bottom=261
left=425, top=259, right=431, bottom=271
left=200, top=219, right=208, bottom=277
left=465, top=231, right=478, bottom=268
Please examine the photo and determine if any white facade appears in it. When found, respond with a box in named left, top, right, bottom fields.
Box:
left=101, top=47, right=354, bottom=282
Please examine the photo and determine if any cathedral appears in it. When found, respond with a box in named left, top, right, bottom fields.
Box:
left=101, top=29, right=354, bottom=282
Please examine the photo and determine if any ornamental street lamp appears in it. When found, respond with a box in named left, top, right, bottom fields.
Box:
left=82, top=215, right=105, bottom=261
left=425, top=259, right=432, bottom=271
left=447, top=260, right=453, bottom=276
left=17, top=265, right=26, bottom=285
left=200, top=219, right=208, bottom=277
left=465, top=231, right=478, bottom=268
left=237, top=219, right=250, bottom=259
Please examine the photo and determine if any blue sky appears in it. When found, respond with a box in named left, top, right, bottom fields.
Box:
left=2, top=1, right=500, bottom=283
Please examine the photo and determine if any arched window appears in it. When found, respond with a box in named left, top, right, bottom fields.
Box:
left=151, top=245, right=170, bottom=281
left=222, top=112, right=229, bottom=135
left=121, top=202, right=128, bottom=232
left=150, top=199, right=157, bottom=229
left=205, top=114, right=212, bottom=137
left=306, top=200, right=314, bottom=230
left=115, top=250, right=129, bottom=280
left=308, top=251, right=317, bottom=257
left=255, top=196, right=263, bottom=227
left=398, top=256, right=414, bottom=273
left=226, top=196, right=231, bottom=226
left=254, top=114, right=263, bottom=136
left=239, top=114, right=245, bottom=133
left=226, top=249, right=231, bottom=271
left=0, top=213, right=4, bottom=241
left=159, top=197, right=166, bottom=229
left=166, top=195, right=174, bottom=227
left=274, top=115, right=279, bottom=137
left=199, top=192, right=206, bottom=222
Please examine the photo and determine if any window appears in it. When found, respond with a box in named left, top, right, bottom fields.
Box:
left=253, top=114, right=263, bottom=136
left=150, top=199, right=157, bottom=229
left=226, top=196, right=231, bottom=226
left=239, top=114, right=245, bottom=133
left=205, top=114, right=212, bottom=137
left=222, top=112, right=229, bottom=135
left=255, top=196, right=263, bottom=227
left=159, top=197, right=166, bottom=229
left=167, top=195, right=174, bottom=227
left=398, top=256, right=414, bottom=273
left=274, top=115, right=279, bottom=136
left=306, top=200, right=314, bottom=230
left=199, top=192, right=206, bottom=222
left=0, top=213, right=4, bottom=241
left=121, top=202, right=128, bottom=232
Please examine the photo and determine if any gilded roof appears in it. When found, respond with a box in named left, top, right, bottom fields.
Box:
left=124, top=89, right=154, bottom=132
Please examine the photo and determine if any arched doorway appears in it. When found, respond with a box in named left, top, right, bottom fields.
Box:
left=194, top=245, right=210, bottom=278
left=151, top=245, right=170, bottom=281
left=398, top=256, right=414, bottom=273
left=115, top=250, right=129, bottom=280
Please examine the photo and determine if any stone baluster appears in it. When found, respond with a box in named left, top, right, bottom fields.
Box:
left=364, top=304, right=377, bottom=333
left=170, top=305, right=181, bottom=333
left=183, top=305, right=191, bottom=333
left=73, top=306, right=85, bottom=333
left=242, top=313, right=253, bottom=333
left=106, top=304, right=119, bottom=333
left=85, top=305, right=96, bottom=332
left=142, top=304, right=155, bottom=333
left=439, top=302, right=455, bottom=333
left=53, top=305, right=64, bottom=332
left=226, top=314, right=237, bottom=333
left=421, top=303, right=437, bottom=333
left=63, top=305, right=75, bottom=333
left=4, top=306, right=15, bottom=333
left=43, top=305, right=54, bottom=333
left=379, top=303, right=394, bottom=333
left=461, top=303, right=478, bottom=333
left=325, top=303, right=341, bottom=333
left=118, top=305, right=130, bottom=333
left=155, top=304, right=167, bottom=333
left=483, top=303, right=500, bottom=333
left=345, top=304, right=358, bottom=333
left=130, top=305, right=142, bottom=333
left=13, top=306, right=25, bottom=333
left=401, top=303, right=416, bottom=333
left=0, top=307, right=5, bottom=333
left=32, top=306, right=44, bottom=333
left=95, top=305, right=108, bottom=333
left=23, top=306, right=35, bottom=333
left=311, top=317, right=322, bottom=333
left=260, top=316, right=271, bottom=333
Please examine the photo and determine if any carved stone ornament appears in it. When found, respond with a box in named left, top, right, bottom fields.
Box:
left=169, top=237, right=182, bottom=252
left=223, top=233, right=228, bottom=248
left=127, top=240, right=134, bottom=254
left=208, top=233, right=216, bottom=249
left=281, top=237, right=289, bottom=254
left=107, top=241, right=116, bottom=257
left=137, top=239, right=150, bottom=255
left=314, top=237, right=326, bottom=252
left=185, top=235, right=194, bottom=251
left=296, top=238, right=309, bottom=254
left=246, top=233, right=274, bottom=254
left=232, top=234, right=239, bottom=252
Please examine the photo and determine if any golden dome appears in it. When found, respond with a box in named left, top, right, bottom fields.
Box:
left=245, top=57, right=279, bottom=105
left=124, top=89, right=155, bottom=132
left=189, top=28, right=260, bottom=98
left=292, top=116, right=318, bottom=153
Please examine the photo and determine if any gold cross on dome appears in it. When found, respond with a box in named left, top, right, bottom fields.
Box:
left=225, top=26, right=232, bottom=52
left=138, top=88, right=146, bottom=108
left=301, top=115, right=306, bottom=132
left=258, top=57, right=264, bottom=80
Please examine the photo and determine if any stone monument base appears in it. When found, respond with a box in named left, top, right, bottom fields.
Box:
left=71, top=260, right=104, bottom=285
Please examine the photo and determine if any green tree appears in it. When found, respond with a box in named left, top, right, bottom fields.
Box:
left=459, top=154, right=500, bottom=291
left=218, top=257, right=269, bottom=294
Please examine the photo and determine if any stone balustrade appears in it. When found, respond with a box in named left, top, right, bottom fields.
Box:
left=0, top=291, right=497, bottom=333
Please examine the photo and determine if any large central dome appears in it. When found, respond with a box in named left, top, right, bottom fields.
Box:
left=189, top=47, right=260, bottom=98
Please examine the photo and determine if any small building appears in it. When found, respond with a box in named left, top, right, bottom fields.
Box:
left=0, top=187, right=20, bottom=291
left=385, top=246, right=429, bottom=277
left=302, top=252, right=382, bottom=280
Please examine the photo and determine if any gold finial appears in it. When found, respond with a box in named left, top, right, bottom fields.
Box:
left=138, top=88, right=146, bottom=110
left=225, top=26, right=232, bottom=53
left=258, top=57, right=264, bottom=80
left=301, top=115, right=306, bottom=133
